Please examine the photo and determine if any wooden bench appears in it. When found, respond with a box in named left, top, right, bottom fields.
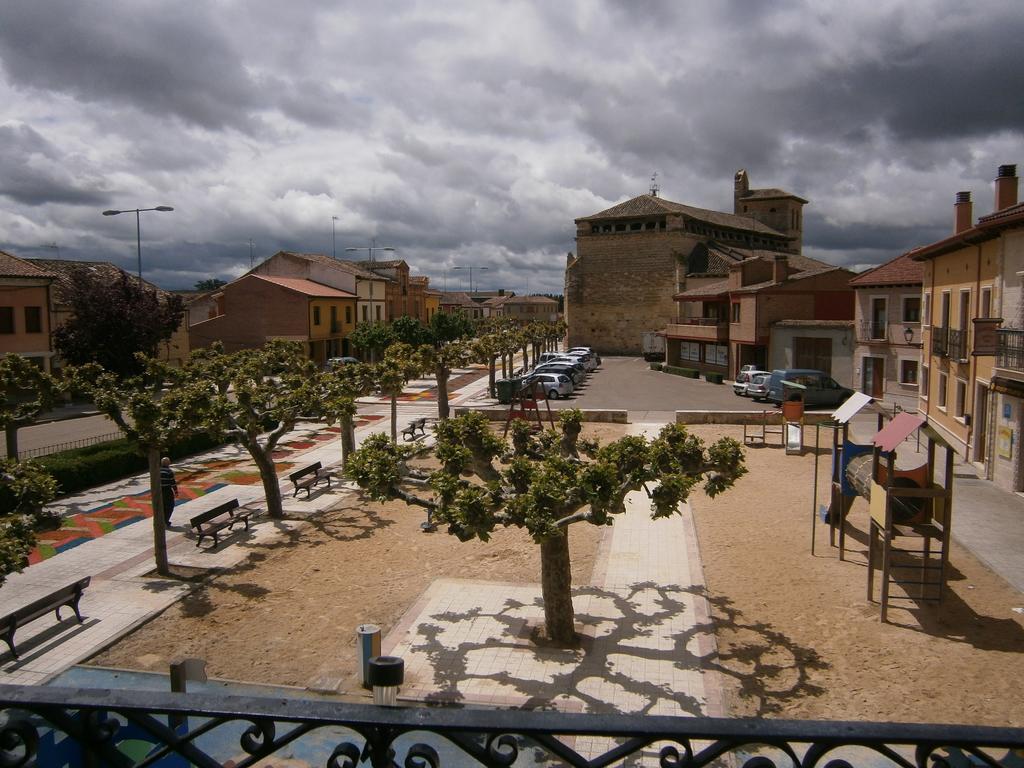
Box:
left=289, top=461, right=333, bottom=498
left=401, top=417, right=428, bottom=441
left=0, top=577, right=91, bottom=659
left=189, top=499, right=252, bottom=549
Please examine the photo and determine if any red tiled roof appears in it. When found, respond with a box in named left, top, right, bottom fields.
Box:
left=267, top=251, right=384, bottom=281
left=848, top=251, right=924, bottom=287
left=249, top=275, right=356, bottom=298
left=27, top=258, right=164, bottom=300
left=0, top=251, right=55, bottom=278
left=738, top=188, right=809, bottom=203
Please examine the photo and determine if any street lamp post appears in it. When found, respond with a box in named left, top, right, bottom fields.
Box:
left=332, top=216, right=340, bottom=259
left=345, top=241, right=396, bottom=323
left=452, top=265, right=488, bottom=294
left=102, top=206, right=174, bottom=280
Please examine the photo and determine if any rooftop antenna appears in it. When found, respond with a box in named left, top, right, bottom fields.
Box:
left=247, top=239, right=255, bottom=268
left=649, top=171, right=660, bottom=197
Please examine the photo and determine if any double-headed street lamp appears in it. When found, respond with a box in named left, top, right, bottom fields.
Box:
left=345, top=241, right=396, bottom=323
left=452, top=265, right=488, bottom=293
left=102, top=206, right=174, bottom=280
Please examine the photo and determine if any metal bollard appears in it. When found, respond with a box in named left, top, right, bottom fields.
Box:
left=356, top=624, right=381, bottom=689
left=367, top=656, right=404, bottom=706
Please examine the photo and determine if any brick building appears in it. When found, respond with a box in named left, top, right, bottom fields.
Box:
left=565, top=170, right=805, bottom=355
left=189, top=274, right=357, bottom=364
left=0, top=251, right=55, bottom=371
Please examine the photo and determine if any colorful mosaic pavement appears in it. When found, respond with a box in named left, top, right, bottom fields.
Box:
left=26, top=416, right=384, bottom=564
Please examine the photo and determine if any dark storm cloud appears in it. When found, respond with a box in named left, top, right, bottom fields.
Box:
left=0, top=123, right=111, bottom=206
left=0, top=1, right=261, bottom=131
left=804, top=212, right=947, bottom=256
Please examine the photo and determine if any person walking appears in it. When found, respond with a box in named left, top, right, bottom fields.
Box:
left=160, top=456, right=179, bottom=526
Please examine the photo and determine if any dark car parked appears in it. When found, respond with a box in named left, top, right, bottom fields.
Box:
left=766, top=369, right=854, bottom=408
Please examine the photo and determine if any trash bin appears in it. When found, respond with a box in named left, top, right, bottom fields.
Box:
left=495, top=378, right=517, bottom=404
left=781, top=381, right=805, bottom=422
left=356, top=624, right=381, bottom=688
left=367, top=656, right=405, bottom=706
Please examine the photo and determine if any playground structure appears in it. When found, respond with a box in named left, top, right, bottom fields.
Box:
left=814, top=396, right=955, bottom=622
left=502, top=376, right=555, bottom=436
left=743, top=380, right=810, bottom=454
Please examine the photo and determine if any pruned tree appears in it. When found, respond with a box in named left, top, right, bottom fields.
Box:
left=194, top=278, right=227, bottom=292
left=321, top=362, right=377, bottom=470
left=68, top=357, right=208, bottom=576
left=0, top=353, right=63, bottom=460
left=372, top=343, right=427, bottom=442
left=348, top=409, right=747, bottom=644
left=187, top=341, right=324, bottom=519
left=0, top=458, right=59, bottom=587
left=349, top=321, right=395, bottom=363
left=53, top=268, right=185, bottom=378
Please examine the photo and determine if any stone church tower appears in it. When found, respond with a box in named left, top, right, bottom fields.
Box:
left=734, top=169, right=807, bottom=253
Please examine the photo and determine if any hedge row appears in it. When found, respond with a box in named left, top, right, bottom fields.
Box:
left=704, top=372, right=724, bottom=384
left=649, top=362, right=663, bottom=371
left=39, top=431, right=228, bottom=497
left=664, top=366, right=699, bottom=378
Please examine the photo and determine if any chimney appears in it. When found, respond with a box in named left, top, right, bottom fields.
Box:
left=954, top=191, right=973, bottom=234
left=995, top=164, right=1018, bottom=212
left=773, top=254, right=788, bottom=283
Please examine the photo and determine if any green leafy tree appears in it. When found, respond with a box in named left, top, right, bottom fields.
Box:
left=53, top=268, right=185, bottom=378
left=348, top=410, right=747, bottom=644
left=68, top=357, right=208, bottom=575
left=390, top=316, right=432, bottom=348
left=372, top=343, right=427, bottom=442
left=321, top=363, right=377, bottom=469
left=349, top=321, right=395, bottom=363
left=194, top=278, right=227, bottom=291
left=188, top=341, right=325, bottom=518
left=0, top=458, right=59, bottom=587
left=0, top=354, right=63, bottom=460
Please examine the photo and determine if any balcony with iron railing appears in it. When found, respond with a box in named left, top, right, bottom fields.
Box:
left=665, top=318, right=729, bottom=342
left=947, top=328, right=968, bottom=361
left=997, top=328, right=1024, bottom=372
left=1, top=685, right=1021, bottom=766
left=931, top=326, right=948, bottom=357
left=856, top=320, right=888, bottom=342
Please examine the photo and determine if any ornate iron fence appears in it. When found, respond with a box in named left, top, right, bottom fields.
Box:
left=947, top=328, right=968, bottom=361
left=1, top=684, right=1022, bottom=767
left=997, top=328, right=1024, bottom=372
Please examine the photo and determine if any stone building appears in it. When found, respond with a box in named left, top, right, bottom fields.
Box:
left=565, top=170, right=806, bottom=355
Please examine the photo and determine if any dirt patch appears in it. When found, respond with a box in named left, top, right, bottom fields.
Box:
left=89, top=423, right=1024, bottom=725
left=688, top=425, right=1024, bottom=727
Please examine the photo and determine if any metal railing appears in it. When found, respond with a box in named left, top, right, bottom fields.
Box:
left=931, top=327, right=948, bottom=357
left=0, top=432, right=124, bottom=460
left=997, top=328, right=1024, bottom=371
left=1, top=685, right=1021, bottom=768
left=856, top=320, right=888, bottom=341
left=947, top=328, right=968, bottom=361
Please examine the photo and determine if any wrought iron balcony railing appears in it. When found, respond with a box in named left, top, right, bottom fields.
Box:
left=856, top=320, right=888, bottom=342
left=947, top=328, right=968, bottom=361
left=997, top=328, right=1024, bottom=372
left=1, top=684, right=1022, bottom=768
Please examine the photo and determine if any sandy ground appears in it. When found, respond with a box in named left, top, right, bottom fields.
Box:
left=90, top=423, right=1024, bottom=725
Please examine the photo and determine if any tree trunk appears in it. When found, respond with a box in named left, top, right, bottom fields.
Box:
left=521, top=345, right=529, bottom=371
left=501, top=354, right=508, bottom=379
left=539, top=530, right=575, bottom=644
left=436, top=364, right=451, bottom=420
left=251, top=442, right=285, bottom=519
left=4, top=425, right=17, bottom=462
left=340, top=414, right=355, bottom=470
left=390, top=395, right=398, bottom=443
left=488, top=357, right=497, bottom=398
left=148, top=447, right=170, bottom=576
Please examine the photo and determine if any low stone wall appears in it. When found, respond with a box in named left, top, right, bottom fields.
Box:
left=675, top=410, right=837, bottom=425
left=453, top=407, right=628, bottom=423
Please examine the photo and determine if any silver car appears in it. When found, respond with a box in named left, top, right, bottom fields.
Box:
left=529, top=372, right=574, bottom=400
left=745, top=372, right=771, bottom=402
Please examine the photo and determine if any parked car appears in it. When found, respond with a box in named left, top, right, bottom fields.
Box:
left=532, top=363, right=584, bottom=386
left=538, top=351, right=596, bottom=371
left=324, top=356, right=360, bottom=370
left=765, top=369, right=854, bottom=408
left=745, top=372, right=771, bottom=402
left=569, top=347, right=601, bottom=366
left=534, top=356, right=587, bottom=378
left=733, top=369, right=769, bottom=396
left=527, top=372, right=574, bottom=400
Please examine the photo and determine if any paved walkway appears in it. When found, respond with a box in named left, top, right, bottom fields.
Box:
left=383, top=423, right=722, bottom=721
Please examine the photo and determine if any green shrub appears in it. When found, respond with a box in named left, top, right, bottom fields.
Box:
left=704, top=372, right=724, bottom=384
left=649, top=362, right=663, bottom=371
left=663, top=366, right=699, bottom=378
left=39, top=431, right=227, bottom=496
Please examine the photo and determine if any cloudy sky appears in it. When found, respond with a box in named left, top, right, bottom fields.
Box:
left=1, top=1, right=1022, bottom=295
